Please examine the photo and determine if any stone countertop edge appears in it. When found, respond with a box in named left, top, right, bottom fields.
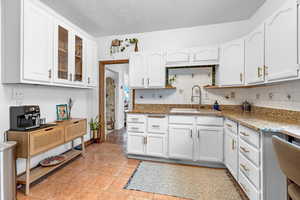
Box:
left=126, top=110, right=300, bottom=140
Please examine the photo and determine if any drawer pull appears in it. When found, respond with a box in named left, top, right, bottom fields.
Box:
left=73, top=121, right=79, bottom=124
left=131, top=127, right=139, bottom=130
left=152, top=125, right=160, bottom=128
left=148, top=116, right=165, bottom=118
left=240, top=146, right=250, bottom=153
left=240, top=183, right=248, bottom=193
left=240, top=131, right=250, bottom=136
left=240, top=164, right=250, bottom=172
left=131, top=118, right=139, bottom=121
left=45, top=128, right=54, bottom=132
left=232, top=139, right=236, bottom=150
left=226, top=124, right=232, bottom=128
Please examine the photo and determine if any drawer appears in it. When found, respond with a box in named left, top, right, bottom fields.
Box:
left=239, top=172, right=260, bottom=200
left=239, top=139, right=260, bottom=166
left=148, top=116, right=168, bottom=133
left=224, top=119, right=238, bottom=134
left=127, top=114, right=146, bottom=124
left=239, top=125, right=260, bottom=149
left=127, top=123, right=145, bottom=133
left=65, top=120, right=87, bottom=142
left=239, top=154, right=260, bottom=189
left=169, top=115, right=194, bottom=125
left=196, top=116, right=223, bottom=126
left=30, top=126, right=64, bottom=156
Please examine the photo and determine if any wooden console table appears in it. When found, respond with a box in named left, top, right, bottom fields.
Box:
left=7, top=118, right=87, bottom=195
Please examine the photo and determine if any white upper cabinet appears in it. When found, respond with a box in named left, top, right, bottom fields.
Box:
left=2, top=0, right=97, bottom=88
left=166, top=47, right=219, bottom=67
left=23, top=0, right=53, bottom=83
left=190, top=46, right=219, bottom=64
left=219, top=39, right=245, bottom=86
left=86, top=40, right=98, bottom=87
left=245, top=25, right=265, bottom=85
left=265, top=0, right=299, bottom=82
left=129, top=53, right=147, bottom=88
left=146, top=52, right=166, bottom=88
left=166, top=49, right=190, bottom=66
left=129, top=52, right=166, bottom=89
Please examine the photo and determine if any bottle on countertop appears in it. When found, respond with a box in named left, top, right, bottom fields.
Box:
left=213, top=100, right=220, bottom=111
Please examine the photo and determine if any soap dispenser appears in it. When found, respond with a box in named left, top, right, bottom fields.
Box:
left=213, top=100, right=220, bottom=111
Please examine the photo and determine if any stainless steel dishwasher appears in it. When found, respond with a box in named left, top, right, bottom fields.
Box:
left=0, top=142, right=17, bottom=200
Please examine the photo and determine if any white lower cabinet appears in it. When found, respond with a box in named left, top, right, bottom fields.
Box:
left=146, top=134, right=167, bottom=157
left=127, top=133, right=146, bottom=155
left=239, top=172, right=260, bottom=200
left=196, top=126, right=224, bottom=162
left=225, top=131, right=238, bottom=179
left=168, top=125, right=194, bottom=160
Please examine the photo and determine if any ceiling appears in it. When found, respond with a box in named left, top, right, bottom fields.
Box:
left=40, top=0, right=266, bottom=37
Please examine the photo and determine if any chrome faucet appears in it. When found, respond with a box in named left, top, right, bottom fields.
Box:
left=191, top=85, right=202, bottom=104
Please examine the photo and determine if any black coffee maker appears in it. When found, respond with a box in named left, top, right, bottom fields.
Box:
left=10, top=105, right=41, bottom=131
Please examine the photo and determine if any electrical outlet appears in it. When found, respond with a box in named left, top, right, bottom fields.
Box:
left=12, top=87, right=24, bottom=100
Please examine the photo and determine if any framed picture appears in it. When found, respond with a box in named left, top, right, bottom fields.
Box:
left=56, top=104, right=68, bottom=121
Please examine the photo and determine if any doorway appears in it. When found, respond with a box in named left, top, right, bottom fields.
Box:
left=98, top=59, right=131, bottom=142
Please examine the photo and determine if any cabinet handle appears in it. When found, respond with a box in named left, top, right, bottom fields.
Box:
left=142, top=78, right=145, bottom=86
left=143, top=137, right=147, bottom=144
left=73, top=121, right=79, bottom=124
left=131, top=127, right=139, bottom=130
left=240, top=164, right=250, bottom=172
left=88, top=77, right=90, bottom=84
left=147, top=78, right=150, bottom=86
left=131, top=118, right=139, bottom=121
left=240, top=131, right=249, bottom=137
left=232, top=139, right=235, bottom=150
left=264, top=66, right=269, bottom=76
left=197, top=129, right=200, bottom=139
left=190, top=129, right=193, bottom=138
left=240, top=73, right=243, bottom=82
left=70, top=73, right=73, bottom=81
left=152, top=125, right=160, bottom=128
left=48, top=69, right=52, bottom=79
left=45, top=128, right=54, bottom=132
left=240, top=146, right=250, bottom=153
left=226, top=123, right=232, bottom=128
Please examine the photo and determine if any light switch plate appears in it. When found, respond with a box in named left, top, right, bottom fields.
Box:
left=12, top=87, right=24, bottom=100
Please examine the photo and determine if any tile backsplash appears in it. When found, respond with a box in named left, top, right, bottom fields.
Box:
left=135, top=68, right=300, bottom=111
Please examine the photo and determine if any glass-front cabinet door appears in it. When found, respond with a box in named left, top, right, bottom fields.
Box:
left=58, top=26, right=69, bottom=81
left=74, top=35, right=83, bottom=83
left=54, top=22, right=72, bottom=84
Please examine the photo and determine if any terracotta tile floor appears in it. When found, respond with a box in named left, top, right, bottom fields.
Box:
left=17, top=129, right=187, bottom=200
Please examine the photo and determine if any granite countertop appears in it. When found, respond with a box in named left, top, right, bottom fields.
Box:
left=127, top=109, right=300, bottom=140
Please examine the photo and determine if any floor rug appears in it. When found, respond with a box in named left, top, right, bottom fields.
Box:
left=125, top=161, right=244, bottom=200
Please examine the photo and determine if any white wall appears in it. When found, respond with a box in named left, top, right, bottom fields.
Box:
left=96, top=0, right=300, bottom=111
left=0, top=2, right=98, bottom=174
left=97, top=20, right=251, bottom=60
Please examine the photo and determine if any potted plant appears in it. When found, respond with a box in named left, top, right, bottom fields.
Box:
left=89, top=116, right=101, bottom=143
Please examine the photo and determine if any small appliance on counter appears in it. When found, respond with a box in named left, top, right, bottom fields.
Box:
left=241, top=101, right=252, bottom=112
left=9, top=105, right=41, bottom=131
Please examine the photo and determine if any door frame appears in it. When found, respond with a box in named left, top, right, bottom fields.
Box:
left=98, top=59, right=134, bottom=142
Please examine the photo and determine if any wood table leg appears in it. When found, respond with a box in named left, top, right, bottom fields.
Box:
left=25, top=157, right=30, bottom=195
left=81, top=136, right=85, bottom=155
